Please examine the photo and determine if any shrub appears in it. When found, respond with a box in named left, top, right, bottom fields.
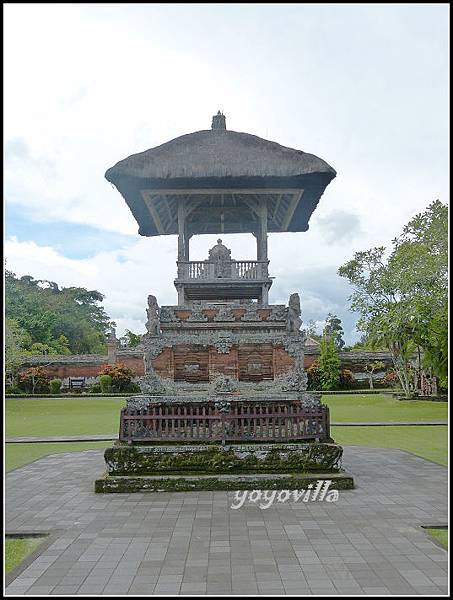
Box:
left=125, top=382, right=141, bottom=393
left=49, top=378, right=62, bottom=394
left=98, top=363, right=136, bottom=391
left=307, top=361, right=322, bottom=390
left=382, top=370, right=399, bottom=388
left=319, top=336, right=341, bottom=390
left=339, top=369, right=355, bottom=390
left=6, top=384, right=23, bottom=395
left=18, top=367, right=50, bottom=394
left=87, top=383, right=102, bottom=393
left=99, top=374, right=112, bottom=393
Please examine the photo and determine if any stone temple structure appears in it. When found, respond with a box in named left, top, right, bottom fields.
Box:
left=95, top=112, right=353, bottom=492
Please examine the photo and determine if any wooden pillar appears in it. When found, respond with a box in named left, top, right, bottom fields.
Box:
left=177, top=199, right=186, bottom=261
left=256, top=201, right=268, bottom=261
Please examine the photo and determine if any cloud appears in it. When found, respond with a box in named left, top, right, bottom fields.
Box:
left=317, top=210, right=362, bottom=244
left=5, top=236, right=361, bottom=344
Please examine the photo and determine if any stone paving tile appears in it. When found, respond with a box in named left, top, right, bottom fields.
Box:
left=5, top=446, right=448, bottom=596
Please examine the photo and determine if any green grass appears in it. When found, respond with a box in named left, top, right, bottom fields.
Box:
left=323, top=393, right=447, bottom=422
left=5, top=442, right=109, bottom=472
left=332, top=425, right=448, bottom=465
left=6, top=398, right=126, bottom=437
left=426, top=528, right=448, bottom=549
left=5, top=538, right=45, bottom=574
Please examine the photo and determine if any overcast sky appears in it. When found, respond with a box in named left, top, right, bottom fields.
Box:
left=4, top=3, right=449, bottom=344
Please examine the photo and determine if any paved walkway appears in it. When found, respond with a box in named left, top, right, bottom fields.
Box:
left=5, top=446, right=447, bottom=595
left=6, top=422, right=448, bottom=444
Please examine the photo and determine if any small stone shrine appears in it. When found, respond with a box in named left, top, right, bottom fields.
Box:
left=95, top=112, right=353, bottom=492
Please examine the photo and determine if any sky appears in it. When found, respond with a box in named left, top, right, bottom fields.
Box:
left=4, top=3, right=449, bottom=344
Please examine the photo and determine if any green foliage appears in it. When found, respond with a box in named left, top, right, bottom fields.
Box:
left=119, top=330, right=143, bottom=349
left=18, top=367, right=50, bottom=394
left=99, top=374, right=113, bottom=393
left=49, top=379, right=62, bottom=394
left=323, top=313, right=345, bottom=350
left=304, top=320, right=322, bottom=341
left=5, top=384, right=24, bottom=395
left=5, top=270, right=113, bottom=355
left=306, top=361, right=321, bottom=391
left=318, top=336, right=341, bottom=390
left=98, top=363, right=136, bottom=391
left=338, top=369, right=355, bottom=390
left=364, top=361, right=386, bottom=390
left=338, top=200, right=448, bottom=398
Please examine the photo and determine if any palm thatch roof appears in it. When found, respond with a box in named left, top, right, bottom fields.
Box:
left=105, top=117, right=336, bottom=237
left=105, top=130, right=336, bottom=182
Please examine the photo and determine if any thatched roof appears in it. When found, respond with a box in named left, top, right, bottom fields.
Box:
left=105, top=130, right=336, bottom=182
left=105, top=117, right=336, bottom=237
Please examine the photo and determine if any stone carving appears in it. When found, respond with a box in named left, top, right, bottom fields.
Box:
left=214, top=398, right=232, bottom=413
left=145, top=295, right=160, bottom=335
left=208, top=239, right=234, bottom=278
left=268, top=305, right=287, bottom=321
left=160, top=306, right=179, bottom=322
left=127, top=395, right=152, bottom=411
left=241, top=305, right=261, bottom=322
left=213, top=305, right=236, bottom=322
left=287, top=293, right=302, bottom=332
left=210, top=375, right=237, bottom=395
left=213, top=334, right=233, bottom=354
left=279, top=368, right=308, bottom=392
left=300, top=393, right=322, bottom=409
left=187, top=306, right=208, bottom=322
left=139, top=373, right=166, bottom=395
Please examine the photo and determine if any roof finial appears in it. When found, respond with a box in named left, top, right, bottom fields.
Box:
left=211, top=111, right=226, bottom=131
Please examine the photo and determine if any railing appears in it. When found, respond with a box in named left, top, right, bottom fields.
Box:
left=119, top=399, right=330, bottom=444
left=177, top=260, right=269, bottom=281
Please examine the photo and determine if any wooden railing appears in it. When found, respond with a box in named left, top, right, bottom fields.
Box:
left=119, top=399, right=330, bottom=444
left=177, top=260, right=269, bottom=281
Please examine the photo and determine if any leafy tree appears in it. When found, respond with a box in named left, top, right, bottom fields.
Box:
left=323, top=313, right=345, bottom=350
left=18, top=366, right=50, bottom=394
left=119, top=330, right=143, bottom=349
left=5, top=318, right=31, bottom=381
left=338, top=200, right=448, bottom=397
left=5, top=270, right=112, bottom=355
left=304, top=320, right=322, bottom=341
left=364, top=361, right=386, bottom=390
left=318, top=335, right=341, bottom=390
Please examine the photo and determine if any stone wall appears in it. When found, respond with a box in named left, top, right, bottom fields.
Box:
left=19, top=347, right=395, bottom=386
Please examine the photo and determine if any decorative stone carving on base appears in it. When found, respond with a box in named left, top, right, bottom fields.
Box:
left=210, top=375, right=238, bottom=396
left=241, top=305, right=261, bottom=321
left=268, top=306, right=287, bottom=321
left=139, top=373, right=166, bottom=395
left=279, top=368, right=308, bottom=392
left=213, top=306, right=236, bottom=322
left=160, top=306, right=179, bottom=322
left=187, top=307, right=208, bottom=322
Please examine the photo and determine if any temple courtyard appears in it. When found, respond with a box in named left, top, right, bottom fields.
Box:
left=5, top=441, right=447, bottom=595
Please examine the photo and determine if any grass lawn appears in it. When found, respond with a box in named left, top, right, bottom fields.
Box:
left=6, top=394, right=447, bottom=439
left=6, top=397, right=126, bottom=437
left=5, top=537, right=46, bottom=574
left=332, top=425, right=448, bottom=465
left=323, top=394, right=447, bottom=422
left=426, top=528, right=448, bottom=549
left=5, top=441, right=109, bottom=472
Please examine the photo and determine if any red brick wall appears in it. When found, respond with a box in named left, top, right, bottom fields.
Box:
left=273, top=347, right=296, bottom=377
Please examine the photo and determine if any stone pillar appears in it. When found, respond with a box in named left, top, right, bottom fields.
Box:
left=106, top=332, right=119, bottom=364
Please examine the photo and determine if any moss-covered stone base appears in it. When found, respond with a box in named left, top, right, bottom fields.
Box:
left=94, top=471, right=354, bottom=493
left=103, top=442, right=344, bottom=475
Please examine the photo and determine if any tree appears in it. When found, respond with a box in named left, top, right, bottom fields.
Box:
left=338, top=200, right=448, bottom=397
left=305, top=320, right=322, bottom=341
left=318, top=335, right=341, bottom=390
left=5, top=319, right=31, bottom=382
left=5, top=270, right=111, bottom=355
left=364, top=361, right=385, bottom=390
left=119, top=330, right=143, bottom=349
left=323, top=313, right=345, bottom=350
